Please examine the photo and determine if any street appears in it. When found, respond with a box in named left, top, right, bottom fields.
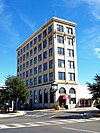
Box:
left=0, top=110, right=100, bottom=133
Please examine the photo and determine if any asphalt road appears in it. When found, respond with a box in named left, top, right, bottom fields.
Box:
left=0, top=110, right=100, bottom=133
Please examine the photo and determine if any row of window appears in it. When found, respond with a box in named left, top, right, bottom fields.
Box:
left=57, top=35, right=74, bottom=45
left=57, top=24, right=73, bottom=34
left=18, top=58, right=74, bottom=73
left=18, top=59, right=53, bottom=73
left=19, top=72, right=75, bottom=87
left=24, top=72, right=54, bottom=86
left=18, top=47, right=74, bottom=65
left=17, top=25, right=52, bottom=56
left=33, top=88, right=54, bottom=103
left=32, top=87, right=76, bottom=104
left=17, top=47, right=53, bottom=64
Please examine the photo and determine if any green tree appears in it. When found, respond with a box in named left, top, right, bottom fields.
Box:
left=87, top=74, right=100, bottom=109
left=5, top=75, right=29, bottom=111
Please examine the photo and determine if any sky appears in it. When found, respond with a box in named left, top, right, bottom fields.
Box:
left=0, top=0, right=100, bottom=85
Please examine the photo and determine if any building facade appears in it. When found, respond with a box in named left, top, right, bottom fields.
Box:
left=16, top=17, right=78, bottom=109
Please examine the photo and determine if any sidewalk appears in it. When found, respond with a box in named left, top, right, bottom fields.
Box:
left=0, top=111, right=26, bottom=118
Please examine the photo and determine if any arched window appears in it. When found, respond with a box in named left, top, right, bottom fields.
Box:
left=59, top=87, right=66, bottom=94
left=39, top=89, right=42, bottom=103
left=69, top=88, right=76, bottom=94
left=34, top=90, right=37, bottom=103
left=50, top=89, right=54, bottom=103
left=44, top=88, right=48, bottom=103
left=69, top=88, right=76, bottom=104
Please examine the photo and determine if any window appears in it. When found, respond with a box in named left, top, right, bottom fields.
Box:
left=38, top=43, right=42, bottom=52
left=20, top=65, right=22, bottom=71
left=30, top=40, right=33, bottom=47
left=30, top=59, right=33, bottom=66
left=49, top=60, right=53, bottom=69
left=44, top=89, right=48, bottom=103
left=26, top=71, right=29, bottom=77
left=48, top=25, right=52, bottom=34
left=26, top=80, right=29, bottom=86
left=43, top=39, right=47, bottom=48
left=26, top=43, right=29, bottom=50
left=34, top=37, right=37, bottom=45
left=17, top=67, right=19, bottom=72
left=49, top=72, right=54, bottom=81
left=58, top=47, right=64, bottom=55
left=48, top=36, right=52, bottom=45
left=34, top=77, right=37, bottom=85
left=38, top=33, right=42, bottom=42
left=30, top=79, right=33, bottom=86
left=68, top=60, right=74, bottom=68
left=26, top=61, right=29, bottom=68
left=34, top=90, right=37, bottom=103
left=30, top=69, right=33, bottom=76
left=17, top=58, right=19, bottom=64
left=43, top=62, right=48, bottom=71
left=50, top=88, right=54, bottom=103
left=43, top=51, right=47, bottom=59
left=39, top=89, right=42, bottom=103
left=59, top=87, right=66, bottom=94
left=69, top=88, right=76, bottom=94
left=57, top=24, right=64, bottom=32
left=68, top=73, right=75, bottom=81
left=67, top=38, right=73, bottom=45
left=43, top=29, right=47, bottom=38
left=20, top=56, right=22, bottom=63
left=38, top=54, right=42, bottom=62
left=58, top=72, right=65, bottom=80
left=58, top=59, right=65, bottom=68
left=67, top=49, right=74, bottom=57
left=23, top=54, right=25, bottom=61
left=26, top=52, right=29, bottom=59
left=38, top=65, right=42, bottom=73
left=66, top=27, right=73, bottom=34
left=23, top=63, right=25, bottom=70
left=38, top=76, right=42, bottom=84
left=23, top=46, right=26, bottom=52
left=34, top=56, right=37, bottom=64
left=57, top=35, right=64, bottom=43
left=34, top=47, right=37, bottom=54
left=23, top=72, right=25, bottom=78
left=30, top=49, right=33, bottom=56
left=44, top=74, right=48, bottom=82
left=34, top=67, right=37, bottom=74
left=49, top=48, right=53, bottom=57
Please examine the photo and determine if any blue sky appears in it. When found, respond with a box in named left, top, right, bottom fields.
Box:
left=0, top=0, right=100, bottom=84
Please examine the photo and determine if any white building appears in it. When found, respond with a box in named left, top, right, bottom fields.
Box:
left=76, top=85, right=93, bottom=107
left=16, top=17, right=78, bottom=109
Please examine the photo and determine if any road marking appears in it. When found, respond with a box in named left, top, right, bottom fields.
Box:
left=62, top=127, right=100, bottom=133
left=0, top=119, right=99, bottom=130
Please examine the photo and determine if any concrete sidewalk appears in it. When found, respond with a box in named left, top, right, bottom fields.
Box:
left=0, top=111, right=26, bottom=118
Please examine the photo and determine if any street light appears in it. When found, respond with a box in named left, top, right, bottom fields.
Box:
left=51, top=81, right=58, bottom=103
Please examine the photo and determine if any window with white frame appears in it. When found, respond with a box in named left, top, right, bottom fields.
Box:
left=67, top=49, right=74, bottom=57
left=67, top=37, right=73, bottom=45
left=58, top=59, right=65, bottom=68
left=68, top=60, right=74, bottom=68
left=57, top=24, right=64, bottom=32
left=57, top=35, right=64, bottom=44
left=68, top=73, right=75, bottom=81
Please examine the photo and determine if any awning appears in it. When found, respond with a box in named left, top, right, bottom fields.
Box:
left=59, top=94, right=70, bottom=100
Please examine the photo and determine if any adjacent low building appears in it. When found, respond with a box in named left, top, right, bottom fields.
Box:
left=16, top=17, right=78, bottom=109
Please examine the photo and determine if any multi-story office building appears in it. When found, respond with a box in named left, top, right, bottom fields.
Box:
left=16, top=17, right=78, bottom=109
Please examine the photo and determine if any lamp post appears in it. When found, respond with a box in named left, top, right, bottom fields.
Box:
left=51, top=81, right=58, bottom=103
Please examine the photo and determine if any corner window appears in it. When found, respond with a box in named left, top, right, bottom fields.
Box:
left=57, top=24, right=64, bottom=32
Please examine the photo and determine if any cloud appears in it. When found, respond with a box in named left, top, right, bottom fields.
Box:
left=0, top=0, right=20, bottom=48
left=78, top=26, right=100, bottom=59
left=54, top=0, right=100, bottom=20
left=95, top=48, right=100, bottom=58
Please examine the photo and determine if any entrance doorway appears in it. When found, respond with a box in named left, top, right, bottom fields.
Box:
left=59, top=87, right=66, bottom=108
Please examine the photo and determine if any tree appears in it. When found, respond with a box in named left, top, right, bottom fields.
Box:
left=87, top=74, right=100, bottom=109
left=5, top=75, right=29, bottom=111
